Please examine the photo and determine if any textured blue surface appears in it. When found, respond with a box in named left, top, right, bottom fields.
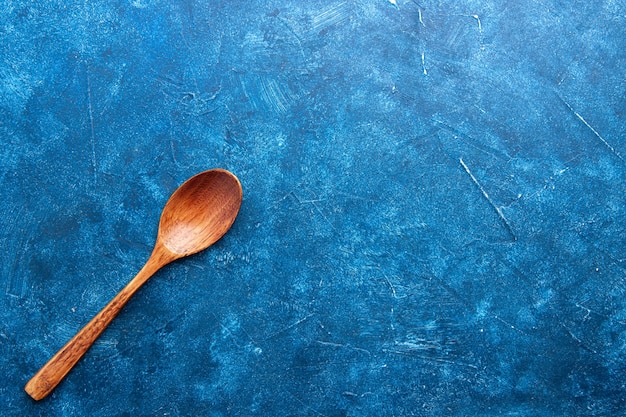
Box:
left=1, top=0, right=625, bottom=415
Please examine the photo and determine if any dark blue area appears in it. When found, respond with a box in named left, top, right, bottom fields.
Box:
left=1, top=0, right=625, bottom=415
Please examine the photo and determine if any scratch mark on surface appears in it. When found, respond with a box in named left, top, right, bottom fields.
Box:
left=259, top=78, right=294, bottom=114
left=561, top=323, right=597, bottom=354
left=311, top=2, right=351, bottom=33
left=383, top=348, right=479, bottom=369
left=424, top=275, right=470, bottom=311
left=395, top=338, right=441, bottom=351
left=526, top=164, right=571, bottom=200
left=574, top=297, right=624, bottom=324
left=382, top=273, right=408, bottom=299
left=383, top=273, right=398, bottom=298
left=472, top=14, right=482, bottom=33
left=87, top=73, right=97, bottom=184
left=335, top=191, right=376, bottom=202
left=418, top=8, right=425, bottom=27
left=264, top=313, right=315, bottom=341
left=471, top=14, right=485, bottom=50
left=311, top=201, right=334, bottom=230
left=421, top=51, right=427, bottom=75
left=170, top=140, right=180, bottom=166
left=290, top=189, right=336, bottom=231
left=575, top=302, right=592, bottom=321
left=559, top=96, right=625, bottom=165
left=459, top=158, right=517, bottom=241
left=436, top=120, right=510, bottom=160
left=493, top=315, right=530, bottom=335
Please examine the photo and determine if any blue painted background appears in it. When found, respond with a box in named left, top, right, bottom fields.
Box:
left=1, top=0, right=625, bottom=415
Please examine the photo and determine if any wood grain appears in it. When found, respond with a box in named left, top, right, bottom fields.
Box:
left=25, top=169, right=242, bottom=400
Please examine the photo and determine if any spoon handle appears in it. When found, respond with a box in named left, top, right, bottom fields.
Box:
left=25, top=248, right=173, bottom=401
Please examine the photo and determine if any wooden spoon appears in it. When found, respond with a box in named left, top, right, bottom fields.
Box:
left=25, top=169, right=243, bottom=401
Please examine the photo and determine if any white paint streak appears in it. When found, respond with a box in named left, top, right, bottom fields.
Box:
left=87, top=73, right=97, bottom=184
left=472, top=14, right=482, bottom=33
left=311, top=2, right=351, bottom=33
left=561, top=96, right=625, bottom=164
left=472, top=14, right=485, bottom=50
left=460, top=158, right=516, bottom=241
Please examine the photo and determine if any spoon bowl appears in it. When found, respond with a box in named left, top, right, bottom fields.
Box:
left=158, top=169, right=242, bottom=256
left=25, top=169, right=242, bottom=401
